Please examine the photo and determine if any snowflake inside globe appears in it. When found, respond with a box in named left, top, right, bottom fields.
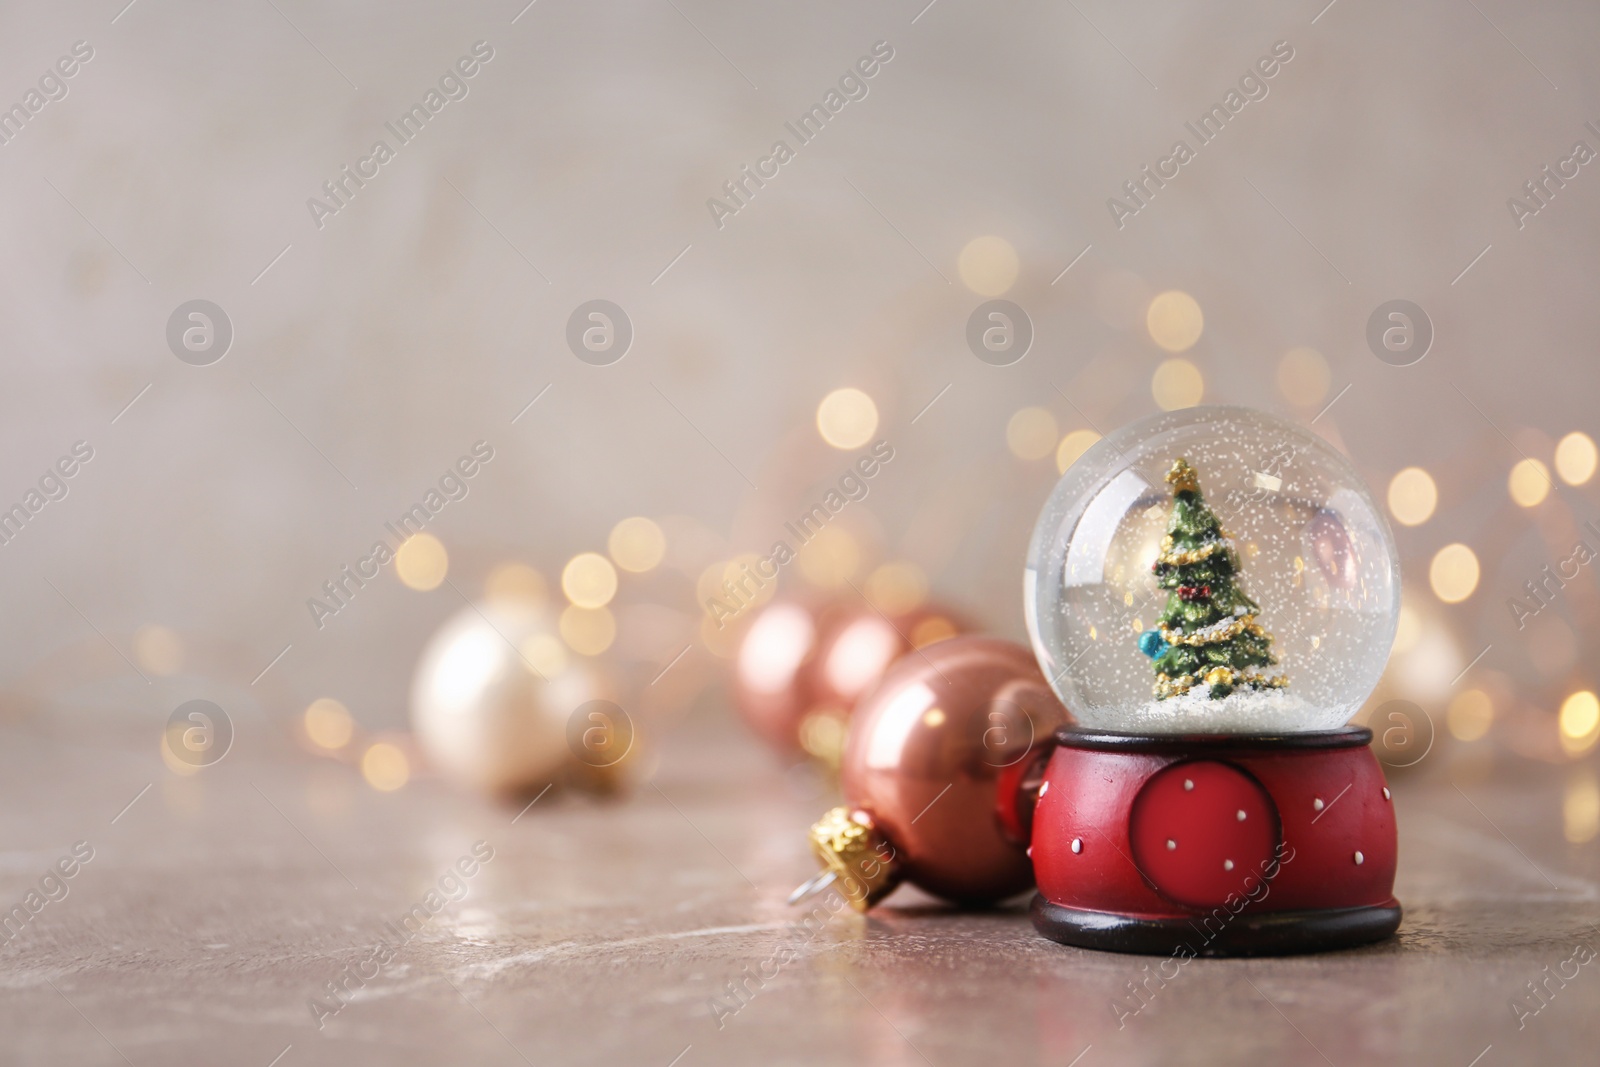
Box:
left=1025, top=406, right=1400, bottom=734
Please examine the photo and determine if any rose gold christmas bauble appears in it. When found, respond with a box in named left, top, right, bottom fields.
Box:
left=839, top=636, right=1068, bottom=903
left=733, top=598, right=962, bottom=760
left=732, top=598, right=824, bottom=753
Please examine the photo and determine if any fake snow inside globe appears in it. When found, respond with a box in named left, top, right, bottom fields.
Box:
left=1025, top=406, right=1400, bottom=735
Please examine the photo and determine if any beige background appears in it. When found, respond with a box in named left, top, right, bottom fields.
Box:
left=3, top=0, right=1596, bottom=757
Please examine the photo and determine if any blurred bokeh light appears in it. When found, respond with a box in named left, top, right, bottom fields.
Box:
left=1145, top=290, right=1204, bottom=353
left=815, top=388, right=879, bottom=450
left=396, top=534, right=449, bottom=592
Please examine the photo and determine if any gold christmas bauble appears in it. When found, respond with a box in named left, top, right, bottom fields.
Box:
left=410, top=600, right=602, bottom=796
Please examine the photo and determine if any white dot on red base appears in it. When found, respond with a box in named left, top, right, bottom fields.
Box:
left=1167, top=839, right=1176, bottom=850
left=1184, top=779, right=1194, bottom=791
left=1040, top=781, right=1050, bottom=796
left=1236, top=809, right=1247, bottom=821
left=1313, top=798, right=1325, bottom=811
left=1071, top=838, right=1082, bottom=854
left=1354, top=851, right=1365, bottom=865
left=1382, top=787, right=1391, bottom=800
left=1223, top=859, right=1234, bottom=871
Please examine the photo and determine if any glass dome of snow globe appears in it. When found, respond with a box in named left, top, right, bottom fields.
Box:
left=1024, top=405, right=1399, bottom=735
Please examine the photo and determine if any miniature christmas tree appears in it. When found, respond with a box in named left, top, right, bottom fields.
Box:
left=1138, top=458, right=1286, bottom=701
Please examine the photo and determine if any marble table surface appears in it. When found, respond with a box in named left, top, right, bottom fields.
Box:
left=3, top=710, right=1597, bottom=1067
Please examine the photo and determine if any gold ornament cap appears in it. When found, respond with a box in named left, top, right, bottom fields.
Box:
left=1166, top=457, right=1200, bottom=495
left=805, top=806, right=902, bottom=912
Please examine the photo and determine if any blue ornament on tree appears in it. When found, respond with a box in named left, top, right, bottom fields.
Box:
left=1137, top=629, right=1168, bottom=660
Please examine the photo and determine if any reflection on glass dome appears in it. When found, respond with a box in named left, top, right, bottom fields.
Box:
left=1025, top=406, right=1400, bottom=735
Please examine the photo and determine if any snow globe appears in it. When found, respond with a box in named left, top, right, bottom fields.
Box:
left=1024, top=406, right=1403, bottom=955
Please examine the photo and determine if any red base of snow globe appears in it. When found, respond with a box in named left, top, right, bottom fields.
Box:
left=1030, top=725, right=1400, bottom=956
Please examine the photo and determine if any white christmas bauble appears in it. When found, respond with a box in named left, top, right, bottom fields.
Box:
left=411, top=601, right=600, bottom=794
left=1025, top=406, right=1400, bottom=735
